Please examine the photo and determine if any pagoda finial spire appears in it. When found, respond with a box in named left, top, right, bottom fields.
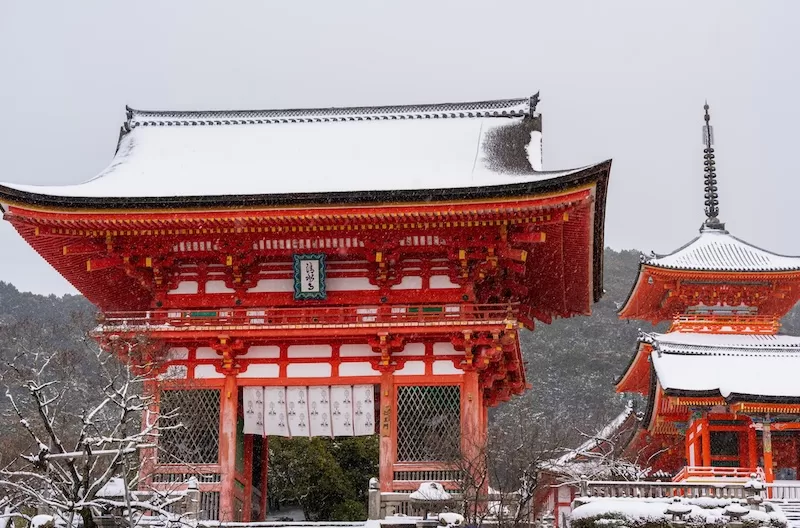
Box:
left=702, top=102, right=724, bottom=230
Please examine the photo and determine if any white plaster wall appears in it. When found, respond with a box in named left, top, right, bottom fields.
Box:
left=339, top=344, right=379, bottom=357
left=196, top=347, right=219, bottom=359
left=194, top=365, right=225, bottom=379
left=327, top=277, right=379, bottom=291
left=206, top=280, right=235, bottom=293
left=159, top=365, right=188, bottom=380
left=239, top=364, right=280, bottom=378
left=167, top=281, right=199, bottom=295
left=433, top=342, right=461, bottom=356
left=167, top=347, right=189, bottom=360
left=242, top=346, right=281, bottom=359
left=339, top=362, right=380, bottom=376
left=394, top=343, right=425, bottom=357
left=429, top=275, right=459, bottom=289
left=248, top=278, right=294, bottom=293
left=391, top=276, right=423, bottom=290
left=395, top=361, right=425, bottom=375
left=287, top=363, right=332, bottom=377
left=432, top=360, right=462, bottom=375
left=287, top=345, right=332, bottom=358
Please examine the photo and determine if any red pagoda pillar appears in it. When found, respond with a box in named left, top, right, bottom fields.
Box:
left=219, top=372, right=239, bottom=521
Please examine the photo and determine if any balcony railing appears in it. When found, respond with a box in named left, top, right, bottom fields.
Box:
left=673, top=466, right=758, bottom=482
left=670, top=313, right=779, bottom=334
left=97, top=303, right=519, bottom=333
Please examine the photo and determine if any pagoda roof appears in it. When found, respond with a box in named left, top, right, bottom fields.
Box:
left=618, top=227, right=800, bottom=322
left=0, top=95, right=608, bottom=209
left=643, top=227, right=800, bottom=272
left=644, top=331, right=800, bottom=402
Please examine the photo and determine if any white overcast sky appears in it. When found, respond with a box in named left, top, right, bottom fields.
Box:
left=1, top=1, right=798, bottom=296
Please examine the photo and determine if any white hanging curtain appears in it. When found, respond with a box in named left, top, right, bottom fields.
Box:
left=353, top=384, right=376, bottom=436
left=330, top=385, right=355, bottom=437
left=286, top=386, right=310, bottom=438
left=308, top=385, right=333, bottom=437
left=264, top=386, right=290, bottom=437
left=242, top=387, right=265, bottom=436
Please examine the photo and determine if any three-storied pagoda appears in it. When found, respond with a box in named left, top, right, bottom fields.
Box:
left=0, top=95, right=611, bottom=520
left=617, top=104, right=800, bottom=485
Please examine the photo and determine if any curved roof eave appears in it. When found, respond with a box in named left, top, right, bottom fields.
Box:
left=0, top=160, right=611, bottom=211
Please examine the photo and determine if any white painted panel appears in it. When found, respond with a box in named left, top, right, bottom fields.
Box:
left=339, top=362, right=380, bottom=376
left=248, top=278, right=294, bottom=293
left=429, top=275, right=459, bottom=289
left=433, top=342, right=460, bottom=356
left=158, top=365, right=188, bottom=380
left=238, top=364, right=280, bottom=378
left=327, top=277, right=379, bottom=291
left=390, top=276, right=422, bottom=290
left=433, top=360, right=462, bottom=375
left=167, top=281, right=199, bottom=295
left=287, top=363, right=332, bottom=377
left=242, top=346, right=281, bottom=359
left=288, top=345, right=332, bottom=358
left=196, top=347, right=219, bottom=359
left=395, top=361, right=425, bottom=375
left=167, top=347, right=189, bottom=360
left=339, top=344, right=379, bottom=357
left=194, top=364, right=225, bottom=379
left=206, top=280, right=235, bottom=293
left=394, top=343, right=425, bottom=357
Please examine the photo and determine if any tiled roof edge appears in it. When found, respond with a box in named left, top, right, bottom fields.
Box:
left=124, top=95, right=538, bottom=128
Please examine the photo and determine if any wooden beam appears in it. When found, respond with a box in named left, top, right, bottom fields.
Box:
left=86, top=256, right=123, bottom=272
left=510, top=231, right=546, bottom=244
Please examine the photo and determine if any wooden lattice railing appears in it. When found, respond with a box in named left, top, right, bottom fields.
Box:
left=97, top=303, right=519, bottom=331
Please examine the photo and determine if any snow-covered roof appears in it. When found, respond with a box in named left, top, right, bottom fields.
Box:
left=642, top=227, right=800, bottom=272
left=0, top=95, right=608, bottom=207
left=644, top=331, right=800, bottom=400
left=552, top=402, right=637, bottom=467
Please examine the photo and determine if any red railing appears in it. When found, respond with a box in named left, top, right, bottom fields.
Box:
left=672, top=466, right=758, bottom=482
left=670, top=313, right=779, bottom=334
left=98, top=303, right=518, bottom=331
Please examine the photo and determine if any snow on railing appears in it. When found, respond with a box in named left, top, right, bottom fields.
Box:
left=97, top=303, right=519, bottom=331
left=579, top=479, right=749, bottom=500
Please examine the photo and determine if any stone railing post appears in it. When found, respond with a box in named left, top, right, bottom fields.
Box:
left=368, top=477, right=381, bottom=520
left=185, top=477, right=201, bottom=520
left=579, top=475, right=589, bottom=497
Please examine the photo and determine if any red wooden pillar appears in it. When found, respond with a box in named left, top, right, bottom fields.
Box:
left=461, top=370, right=483, bottom=467
left=260, top=436, right=269, bottom=520
left=701, top=418, right=712, bottom=467
left=763, top=418, right=775, bottom=483
left=138, top=378, right=159, bottom=489
left=379, top=370, right=395, bottom=492
left=748, top=420, right=758, bottom=469
left=219, top=373, right=239, bottom=521
left=243, top=434, right=254, bottom=522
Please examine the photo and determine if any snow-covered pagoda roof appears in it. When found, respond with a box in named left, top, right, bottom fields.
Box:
left=642, top=227, right=800, bottom=272
left=644, top=331, right=800, bottom=401
left=0, top=95, right=608, bottom=209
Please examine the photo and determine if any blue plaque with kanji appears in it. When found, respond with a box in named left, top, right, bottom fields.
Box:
left=293, top=253, right=326, bottom=300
